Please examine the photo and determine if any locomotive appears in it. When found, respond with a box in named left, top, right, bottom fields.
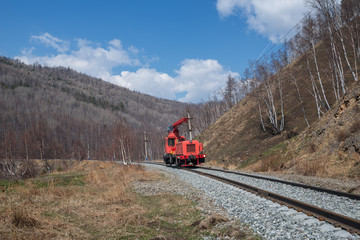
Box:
left=163, top=113, right=206, bottom=167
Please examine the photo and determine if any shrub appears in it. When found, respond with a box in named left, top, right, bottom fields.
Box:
left=295, top=158, right=326, bottom=176
left=254, top=155, right=284, bottom=172
left=11, top=207, right=39, bottom=228
left=337, top=129, right=351, bottom=142
left=350, top=120, right=360, bottom=134
left=286, top=131, right=298, bottom=139
left=21, top=160, right=41, bottom=179
left=309, top=143, right=316, bottom=153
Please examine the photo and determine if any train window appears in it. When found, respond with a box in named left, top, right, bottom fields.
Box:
left=167, top=125, right=174, bottom=132
left=168, top=138, right=175, bottom=146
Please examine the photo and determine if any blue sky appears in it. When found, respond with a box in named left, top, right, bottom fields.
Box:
left=0, top=0, right=308, bottom=102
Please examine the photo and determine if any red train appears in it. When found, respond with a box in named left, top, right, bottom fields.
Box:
left=163, top=113, right=206, bottom=167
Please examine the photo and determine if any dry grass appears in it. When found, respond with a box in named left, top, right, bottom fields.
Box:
left=283, top=149, right=359, bottom=178
left=0, top=161, right=208, bottom=240
left=205, top=160, right=239, bottom=170
left=11, top=207, right=39, bottom=228
left=244, top=141, right=289, bottom=173
left=294, top=157, right=328, bottom=176
left=350, top=120, right=360, bottom=134
left=251, top=155, right=284, bottom=172
left=337, top=129, right=351, bottom=142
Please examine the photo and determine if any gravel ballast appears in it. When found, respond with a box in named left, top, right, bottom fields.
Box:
left=194, top=168, right=360, bottom=221
left=140, top=164, right=360, bottom=240
left=258, top=172, right=360, bottom=195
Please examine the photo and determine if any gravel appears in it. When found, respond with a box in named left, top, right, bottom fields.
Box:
left=258, top=172, right=360, bottom=195
left=140, top=164, right=360, bottom=240
left=201, top=165, right=360, bottom=195
left=194, top=168, right=360, bottom=221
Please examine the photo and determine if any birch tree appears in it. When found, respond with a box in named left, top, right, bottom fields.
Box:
left=250, top=63, right=266, bottom=132
left=223, top=74, right=237, bottom=110
left=303, top=15, right=331, bottom=110
left=33, top=117, right=51, bottom=172
left=341, top=0, right=360, bottom=81
left=289, top=71, right=311, bottom=127
left=309, top=0, right=358, bottom=82
left=255, top=59, right=283, bottom=134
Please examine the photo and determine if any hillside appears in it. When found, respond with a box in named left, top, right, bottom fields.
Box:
left=198, top=43, right=333, bottom=164
left=0, top=57, right=188, bottom=164
left=198, top=43, right=360, bottom=179
left=198, top=2, right=360, bottom=180
left=271, top=80, right=360, bottom=179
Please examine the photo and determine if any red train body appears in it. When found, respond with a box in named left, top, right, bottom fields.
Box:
left=163, top=114, right=206, bottom=167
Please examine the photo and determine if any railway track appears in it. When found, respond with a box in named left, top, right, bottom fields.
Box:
left=184, top=168, right=360, bottom=235
left=198, top=166, right=360, bottom=200
left=142, top=161, right=360, bottom=235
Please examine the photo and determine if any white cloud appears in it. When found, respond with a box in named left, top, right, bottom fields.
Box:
left=216, top=0, right=308, bottom=42
left=109, top=39, right=122, bottom=48
left=104, top=68, right=177, bottom=100
left=127, top=45, right=140, bottom=55
left=17, top=34, right=238, bottom=103
left=17, top=37, right=140, bottom=78
left=216, top=0, right=248, bottom=18
left=174, top=59, right=239, bottom=102
left=102, top=59, right=236, bottom=103
left=31, top=32, right=70, bottom=52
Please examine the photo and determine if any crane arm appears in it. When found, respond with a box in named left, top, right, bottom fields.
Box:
left=172, top=117, right=188, bottom=130
left=167, top=117, right=188, bottom=141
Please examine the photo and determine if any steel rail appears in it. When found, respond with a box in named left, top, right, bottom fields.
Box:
left=141, top=162, right=360, bottom=234
left=142, top=161, right=360, bottom=200
left=183, top=168, right=360, bottom=235
left=142, top=162, right=360, bottom=200
left=197, top=166, right=360, bottom=200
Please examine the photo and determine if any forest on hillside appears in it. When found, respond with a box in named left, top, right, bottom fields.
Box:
left=0, top=57, right=189, bottom=178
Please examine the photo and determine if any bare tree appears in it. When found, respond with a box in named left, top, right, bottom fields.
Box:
left=71, top=139, right=86, bottom=161
left=306, top=54, right=325, bottom=119
left=303, top=15, right=331, bottom=110
left=112, top=122, right=132, bottom=164
left=1, top=130, right=17, bottom=176
left=289, top=71, right=311, bottom=127
left=341, top=0, right=360, bottom=81
left=223, top=74, right=237, bottom=110
left=251, top=64, right=267, bottom=132
left=255, top=57, right=285, bottom=134
left=33, top=117, right=51, bottom=172
left=20, top=128, right=33, bottom=176
left=308, top=0, right=358, bottom=82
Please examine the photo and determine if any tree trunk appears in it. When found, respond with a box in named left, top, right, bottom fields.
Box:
left=311, top=40, right=331, bottom=110
left=291, top=73, right=310, bottom=127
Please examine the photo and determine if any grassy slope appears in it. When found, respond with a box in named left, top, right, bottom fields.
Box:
left=0, top=161, right=258, bottom=239
left=0, top=162, right=200, bottom=239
